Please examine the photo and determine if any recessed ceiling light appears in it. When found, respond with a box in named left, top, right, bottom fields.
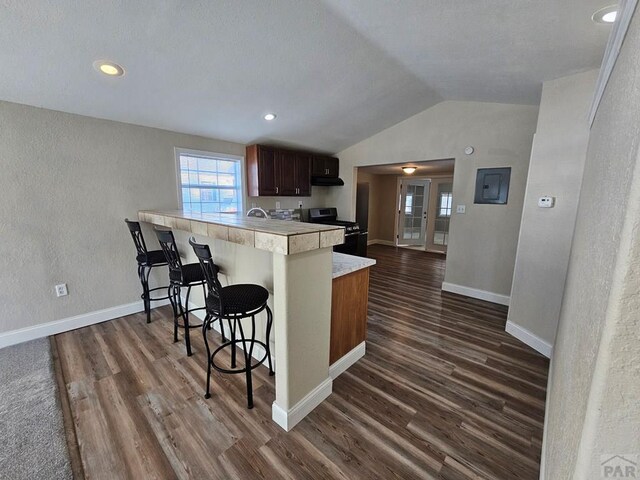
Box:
left=592, top=5, right=618, bottom=24
left=264, top=113, right=277, bottom=121
left=93, top=60, right=125, bottom=77
left=402, top=167, right=417, bottom=174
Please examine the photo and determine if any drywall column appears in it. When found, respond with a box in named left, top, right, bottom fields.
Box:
left=271, top=247, right=333, bottom=431
left=542, top=8, right=640, bottom=478
left=507, top=70, right=598, bottom=356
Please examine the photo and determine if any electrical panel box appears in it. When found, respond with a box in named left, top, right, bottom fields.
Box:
left=474, top=167, right=511, bottom=204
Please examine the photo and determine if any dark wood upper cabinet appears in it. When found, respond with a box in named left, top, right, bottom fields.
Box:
left=246, top=144, right=312, bottom=197
left=312, top=155, right=339, bottom=178
left=295, top=153, right=312, bottom=196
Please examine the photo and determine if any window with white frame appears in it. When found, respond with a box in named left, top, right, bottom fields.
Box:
left=176, top=149, right=243, bottom=214
left=438, top=191, right=453, bottom=217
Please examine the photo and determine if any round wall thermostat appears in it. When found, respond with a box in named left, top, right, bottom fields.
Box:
left=464, top=146, right=475, bottom=155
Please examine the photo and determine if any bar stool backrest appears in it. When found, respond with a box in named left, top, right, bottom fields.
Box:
left=125, top=219, right=148, bottom=257
left=189, top=237, right=224, bottom=303
left=155, top=229, right=184, bottom=281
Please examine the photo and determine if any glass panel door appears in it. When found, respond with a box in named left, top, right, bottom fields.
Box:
left=429, top=182, right=452, bottom=252
left=398, top=179, right=430, bottom=246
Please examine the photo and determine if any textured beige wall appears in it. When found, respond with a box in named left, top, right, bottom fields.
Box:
left=0, top=100, right=329, bottom=335
left=508, top=70, right=598, bottom=346
left=542, top=12, right=640, bottom=479
left=330, top=101, right=538, bottom=297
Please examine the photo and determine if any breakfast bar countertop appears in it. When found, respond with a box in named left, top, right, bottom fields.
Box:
left=138, top=209, right=345, bottom=255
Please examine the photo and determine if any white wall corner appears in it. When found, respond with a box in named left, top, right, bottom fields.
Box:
left=505, top=320, right=553, bottom=358
left=329, top=342, right=366, bottom=380
left=0, top=299, right=170, bottom=349
left=272, top=376, right=333, bottom=431
left=442, top=282, right=510, bottom=306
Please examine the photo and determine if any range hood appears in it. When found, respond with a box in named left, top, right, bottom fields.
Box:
left=311, top=176, right=345, bottom=186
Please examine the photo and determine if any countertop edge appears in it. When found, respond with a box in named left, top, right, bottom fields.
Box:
left=332, top=252, right=376, bottom=279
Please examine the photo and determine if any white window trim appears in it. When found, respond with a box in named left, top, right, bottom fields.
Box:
left=174, top=147, right=245, bottom=214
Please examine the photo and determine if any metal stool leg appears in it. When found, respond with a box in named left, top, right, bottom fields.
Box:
left=183, top=285, right=193, bottom=356
left=143, top=266, right=152, bottom=323
left=172, top=285, right=181, bottom=343
left=202, top=314, right=213, bottom=399
left=229, top=318, right=237, bottom=369
left=265, top=305, right=274, bottom=376
left=237, top=320, right=253, bottom=409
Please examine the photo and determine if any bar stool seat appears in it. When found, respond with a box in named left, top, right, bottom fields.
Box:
left=170, top=262, right=217, bottom=285
left=205, top=284, right=269, bottom=315
left=137, top=250, right=167, bottom=265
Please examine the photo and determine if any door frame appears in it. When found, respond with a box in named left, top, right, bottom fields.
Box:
left=394, top=176, right=432, bottom=247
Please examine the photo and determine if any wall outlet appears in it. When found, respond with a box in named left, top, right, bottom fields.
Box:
left=456, top=204, right=466, bottom=214
left=251, top=202, right=256, bottom=208
left=298, top=201, right=303, bottom=208
left=55, top=283, right=68, bottom=297
left=538, top=196, right=555, bottom=208
left=275, top=201, right=281, bottom=209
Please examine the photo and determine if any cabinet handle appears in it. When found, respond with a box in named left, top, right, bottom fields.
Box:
left=275, top=187, right=279, bottom=194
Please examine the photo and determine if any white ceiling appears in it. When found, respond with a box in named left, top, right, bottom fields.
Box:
left=0, top=0, right=611, bottom=153
left=359, top=159, right=455, bottom=176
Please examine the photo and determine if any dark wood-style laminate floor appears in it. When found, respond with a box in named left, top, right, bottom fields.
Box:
left=55, top=245, right=549, bottom=480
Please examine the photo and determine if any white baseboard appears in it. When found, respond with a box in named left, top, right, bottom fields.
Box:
left=367, top=239, right=395, bottom=246
left=505, top=320, right=553, bottom=358
left=329, top=342, right=366, bottom=380
left=442, top=281, right=510, bottom=306
left=272, top=376, right=333, bottom=431
left=0, top=299, right=170, bottom=350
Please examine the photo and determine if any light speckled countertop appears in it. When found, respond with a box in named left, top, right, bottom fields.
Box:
left=139, top=210, right=344, bottom=255
left=332, top=252, right=376, bottom=279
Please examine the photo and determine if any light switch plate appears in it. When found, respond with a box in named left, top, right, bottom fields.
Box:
left=275, top=201, right=281, bottom=209
left=456, top=204, right=466, bottom=214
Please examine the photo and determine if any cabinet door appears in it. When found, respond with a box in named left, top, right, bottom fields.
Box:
left=277, top=150, right=298, bottom=196
left=311, top=156, right=326, bottom=177
left=325, top=157, right=339, bottom=178
left=295, top=154, right=312, bottom=196
left=257, top=146, right=278, bottom=196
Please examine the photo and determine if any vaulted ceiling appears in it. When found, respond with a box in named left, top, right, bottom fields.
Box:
left=0, top=0, right=611, bottom=153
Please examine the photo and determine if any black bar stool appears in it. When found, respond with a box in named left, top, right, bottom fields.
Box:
left=124, top=219, right=170, bottom=324
left=155, top=229, right=208, bottom=356
left=189, top=237, right=274, bottom=409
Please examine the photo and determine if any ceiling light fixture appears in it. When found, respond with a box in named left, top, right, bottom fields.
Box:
left=402, top=167, right=417, bottom=174
left=93, top=60, right=125, bottom=77
left=592, top=5, right=618, bottom=24
left=264, top=113, right=277, bottom=121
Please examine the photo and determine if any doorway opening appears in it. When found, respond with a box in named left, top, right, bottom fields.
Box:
left=355, top=159, right=454, bottom=254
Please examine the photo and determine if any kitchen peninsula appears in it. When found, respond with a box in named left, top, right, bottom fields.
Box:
left=138, top=210, right=374, bottom=431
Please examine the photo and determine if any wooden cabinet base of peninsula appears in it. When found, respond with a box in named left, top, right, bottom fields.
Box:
left=330, top=268, right=370, bottom=364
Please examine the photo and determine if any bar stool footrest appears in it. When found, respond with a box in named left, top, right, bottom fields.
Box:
left=210, top=339, right=270, bottom=375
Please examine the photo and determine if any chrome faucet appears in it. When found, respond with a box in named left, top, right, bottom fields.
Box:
left=246, top=207, right=268, bottom=219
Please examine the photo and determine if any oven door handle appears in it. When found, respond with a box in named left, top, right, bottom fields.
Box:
left=344, top=232, right=360, bottom=237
